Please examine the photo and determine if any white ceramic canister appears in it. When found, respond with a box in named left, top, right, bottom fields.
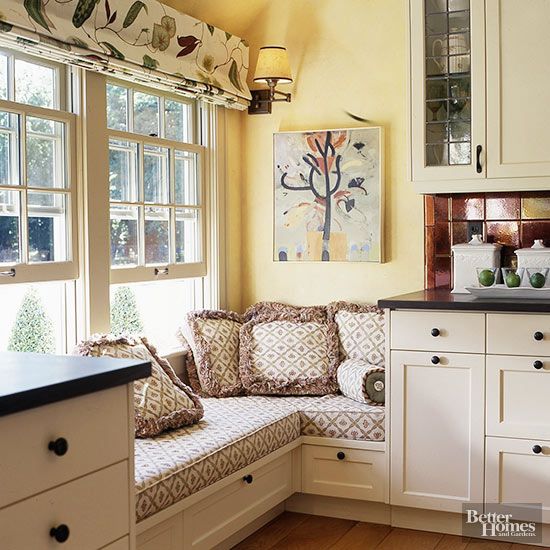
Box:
left=451, top=235, right=502, bottom=293
left=516, top=240, right=550, bottom=269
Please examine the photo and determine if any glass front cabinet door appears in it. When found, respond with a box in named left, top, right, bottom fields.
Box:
left=410, top=0, right=486, bottom=186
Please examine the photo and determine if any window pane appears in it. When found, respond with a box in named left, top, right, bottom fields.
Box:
left=0, top=282, right=67, bottom=353
left=174, top=150, right=199, bottom=205
left=111, top=205, right=139, bottom=267
left=134, top=91, right=159, bottom=136
left=0, top=190, right=20, bottom=264
left=144, top=207, right=169, bottom=264
left=175, top=208, right=201, bottom=263
left=144, top=145, right=169, bottom=204
left=26, top=117, right=66, bottom=189
left=110, top=279, right=204, bottom=349
left=165, top=99, right=191, bottom=142
left=107, top=83, right=129, bottom=131
left=109, top=139, right=138, bottom=202
left=14, top=59, right=56, bottom=108
left=0, top=112, right=19, bottom=186
left=28, top=191, right=68, bottom=262
left=0, top=54, right=7, bottom=100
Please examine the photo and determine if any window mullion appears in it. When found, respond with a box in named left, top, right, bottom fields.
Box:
left=138, top=143, right=145, bottom=268
left=19, top=112, right=29, bottom=264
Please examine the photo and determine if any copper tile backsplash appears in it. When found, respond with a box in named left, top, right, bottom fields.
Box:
left=425, top=192, right=550, bottom=290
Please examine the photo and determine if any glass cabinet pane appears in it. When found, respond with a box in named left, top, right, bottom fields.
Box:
left=424, top=0, right=471, bottom=166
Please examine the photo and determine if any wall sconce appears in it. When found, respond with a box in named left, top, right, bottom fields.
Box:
left=248, top=46, right=293, bottom=115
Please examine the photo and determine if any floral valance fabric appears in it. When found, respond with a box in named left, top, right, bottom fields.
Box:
left=0, top=0, right=250, bottom=109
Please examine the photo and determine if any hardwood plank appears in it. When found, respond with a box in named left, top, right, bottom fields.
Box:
left=435, top=535, right=471, bottom=550
left=464, top=540, right=512, bottom=550
left=376, top=528, right=444, bottom=550
left=233, top=512, right=309, bottom=549
left=330, top=522, right=392, bottom=549
left=270, top=515, right=356, bottom=550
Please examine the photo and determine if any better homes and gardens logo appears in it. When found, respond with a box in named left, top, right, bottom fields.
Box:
left=463, top=503, right=542, bottom=543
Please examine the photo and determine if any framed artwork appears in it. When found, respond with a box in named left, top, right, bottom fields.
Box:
left=273, top=127, right=384, bottom=262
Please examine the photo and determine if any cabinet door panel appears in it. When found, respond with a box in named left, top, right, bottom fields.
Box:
left=390, top=350, right=484, bottom=512
left=486, top=0, right=550, bottom=179
left=486, top=437, right=550, bottom=523
left=410, top=0, right=486, bottom=183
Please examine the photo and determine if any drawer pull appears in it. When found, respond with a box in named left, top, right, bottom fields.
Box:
left=50, top=524, right=70, bottom=543
left=533, top=445, right=543, bottom=454
left=243, top=474, right=253, bottom=484
left=337, top=451, right=346, bottom=460
left=48, top=437, right=68, bottom=457
left=534, top=360, right=544, bottom=370
left=431, top=328, right=440, bottom=337
left=431, top=356, right=440, bottom=365
left=534, top=331, right=544, bottom=341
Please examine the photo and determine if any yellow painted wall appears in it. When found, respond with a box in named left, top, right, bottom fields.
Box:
left=166, top=0, right=425, bottom=309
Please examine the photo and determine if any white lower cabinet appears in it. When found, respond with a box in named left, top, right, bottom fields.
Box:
left=390, top=350, right=485, bottom=513
left=486, top=436, right=550, bottom=523
left=301, top=444, right=385, bottom=502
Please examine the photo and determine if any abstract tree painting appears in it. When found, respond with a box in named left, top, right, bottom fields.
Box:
left=274, top=127, right=384, bottom=262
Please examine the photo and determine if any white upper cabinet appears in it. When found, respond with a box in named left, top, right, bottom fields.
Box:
left=409, top=0, right=550, bottom=193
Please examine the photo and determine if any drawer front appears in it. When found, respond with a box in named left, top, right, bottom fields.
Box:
left=0, top=385, right=129, bottom=508
left=102, top=536, right=130, bottom=550
left=487, top=355, right=550, bottom=439
left=0, top=461, right=129, bottom=550
left=183, top=452, right=293, bottom=550
left=301, top=444, right=385, bottom=502
left=486, top=436, right=550, bottom=523
left=487, top=313, right=550, bottom=356
left=391, top=311, right=485, bottom=353
left=137, top=514, right=183, bottom=550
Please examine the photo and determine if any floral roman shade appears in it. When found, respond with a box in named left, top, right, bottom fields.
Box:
left=0, top=0, right=250, bottom=109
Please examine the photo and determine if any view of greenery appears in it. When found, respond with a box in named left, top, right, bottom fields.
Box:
left=110, top=285, right=144, bottom=336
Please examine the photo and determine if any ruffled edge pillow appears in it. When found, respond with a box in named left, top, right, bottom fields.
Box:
left=244, top=301, right=327, bottom=322
left=240, top=311, right=339, bottom=395
left=327, top=301, right=386, bottom=365
left=75, top=334, right=203, bottom=437
left=184, top=310, right=244, bottom=397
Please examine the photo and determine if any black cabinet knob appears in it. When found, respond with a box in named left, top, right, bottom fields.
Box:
left=534, top=331, right=544, bottom=341
left=50, top=524, right=70, bottom=543
left=431, top=356, right=440, bottom=365
left=533, top=445, right=543, bottom=455
left=48, top=438, right=68, bottom=457
left=534, top=360, right=544, bottom=370
left=431, top=328, right=440, bottom=337
left=337, top=451, right=346, bottom=460
left=243, top=474, right=253, bottom=484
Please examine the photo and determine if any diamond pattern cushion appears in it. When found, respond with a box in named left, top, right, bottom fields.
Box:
left=134, top=394, right=384, bottom=521
left=337, top=358, right=385, bottom=405
left=135, top=396, right=301, bottom=522
left=327, top=301, right=385, bottom=365
left=185, top=310, right=244, bottom=397
left=240, top=312, right=339, bottom=395
left=76, top=335, right=203, bottom=438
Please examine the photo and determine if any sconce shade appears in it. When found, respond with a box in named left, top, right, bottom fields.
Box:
left=253, top=46, right=292, bottom=84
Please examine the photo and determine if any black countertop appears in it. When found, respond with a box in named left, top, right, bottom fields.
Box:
left=0, top=352, right=151, bottom=417
left=378, top=289, right=550, bottom=313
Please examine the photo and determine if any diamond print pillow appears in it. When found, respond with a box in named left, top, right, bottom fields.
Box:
left=185, top=310, right=244, bottom=397
left=337, top=358, right=385, bottom=405
left=327, top=302, right=386, bottom=366
left=240, top=312, right=339, bottom=395
left=75, top=335, right=203, bottom=437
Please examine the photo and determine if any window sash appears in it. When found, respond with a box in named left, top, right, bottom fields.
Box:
left=0, top=99, right=78, bottom=285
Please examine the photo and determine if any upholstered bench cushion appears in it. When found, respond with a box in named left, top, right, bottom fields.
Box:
left=135, top=396, right=300, bottom=522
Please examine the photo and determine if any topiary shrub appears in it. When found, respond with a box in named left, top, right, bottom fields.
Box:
left=8, top=287, right=55, bottom=353
left=110, top=285, right=144, bottom=336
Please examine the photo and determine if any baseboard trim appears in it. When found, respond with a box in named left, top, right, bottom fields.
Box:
left=391, top=506, right=463, bottom=535
left=285, top=493, right=391, bottom=524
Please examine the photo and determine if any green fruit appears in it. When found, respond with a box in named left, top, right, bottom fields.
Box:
left=530, top=272, right=546, bottom=289
left=478, top=269, right=496, bottom=287
left=505, top=272, right=521, bottom=288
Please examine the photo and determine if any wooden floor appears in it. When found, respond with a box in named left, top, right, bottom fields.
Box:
left=233, top=512, right=539, bottom=550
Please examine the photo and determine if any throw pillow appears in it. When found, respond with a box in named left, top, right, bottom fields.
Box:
left=240, top=312, right=339, bottom=395
left=244, top=301, right=327, bottom=322
left=76, top=335, right=203, bottom=437
left=337, top=358, right=385, bottom=405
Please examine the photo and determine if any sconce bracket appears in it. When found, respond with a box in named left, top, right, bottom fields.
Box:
left=248, top=89, right=272, bottom=115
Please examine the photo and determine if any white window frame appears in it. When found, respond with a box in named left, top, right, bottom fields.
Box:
left=0, top=50, right=78, bottom=286
left=106, top=80, right=207, bottom=285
